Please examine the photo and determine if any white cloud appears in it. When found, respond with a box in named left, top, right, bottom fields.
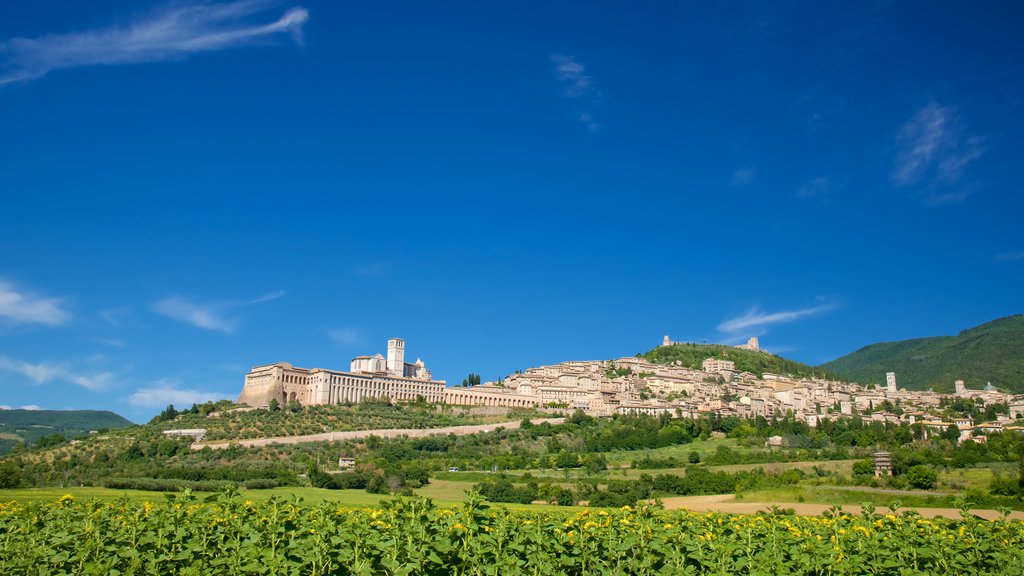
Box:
left=551, top=53, right=601, bottom=131
left=70, top=372, right=115, bottom=391
left=153, top=290, right=284, bottom=333
left=0, top=355, right=116, bottom=391
left=551, top=53, right=595, bottom=98
left=247, top=290, right=286, bottom=305
left=0, top=280, right=70, bottom=326
left=922, top=190, right=972, bottom=207
left=129, top=380, right=233, bottom=408
left=892, top=103, right=984, bottom=205
left=797, top=177, right=830, bottom=199
left=19, top=405, right=41, bottom=411
left=731, top=168, right=755, bottom=187
left=328, top=327, right=362, bottom=346
left=0, top=356, right=67, bottom=384
left=0, top=405, right=10, bottom=410
left=0, top=0, right=309, bottom=85
left=994, top=251, right=1024, bottom=262
left=717, top=301, right=839, bottom=335
left=98, top=305, right=133, bottom=326
left=153, top=296, right=234, bottom=332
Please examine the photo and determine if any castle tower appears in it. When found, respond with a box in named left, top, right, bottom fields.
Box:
left=663, top=335, right=671, bottom=347
left=747, top=337, right=759, bottom=351
left=886, top=372, right=897, bottom=394
left=954, top=379, right=967, bottom=396
left=386, top=338, right=405, bottom=377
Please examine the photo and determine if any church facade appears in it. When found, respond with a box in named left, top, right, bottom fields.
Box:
left=237, top=338, right=447, bottom=407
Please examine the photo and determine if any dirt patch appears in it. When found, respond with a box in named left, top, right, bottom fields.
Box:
left=658, top=495, right=1024, bottom=520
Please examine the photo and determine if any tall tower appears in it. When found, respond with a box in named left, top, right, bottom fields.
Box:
left=386, top=338, right=405, bottom=377
left=663, top=335, right=671, bottom=347
left=886, top=372, right=896, bottom=394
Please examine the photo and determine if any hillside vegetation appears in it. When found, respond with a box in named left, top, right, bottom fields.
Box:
left=0, top=409, right=133, bottom=456
left=820, top=315, right=1024, bottom=393
left=642, top=342, right=836, bottom=379
left=150, top=400, right=538, bottom=442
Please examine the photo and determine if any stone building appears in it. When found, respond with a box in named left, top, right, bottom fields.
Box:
left=886, top=372, right=897, bottom=395
left=702, top=358, right=736, bottom=374
left=237, top=338, right=446, bottom=407
left=735, top=337, right=760, bottom=351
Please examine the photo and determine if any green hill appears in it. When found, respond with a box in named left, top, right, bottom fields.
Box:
left=642, top=342, right=837, bottom=379
left=819, top=315, right=1024, bottom=393
left=0, top=409, right=134, bottom=455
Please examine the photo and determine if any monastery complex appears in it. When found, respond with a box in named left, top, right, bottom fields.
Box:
left=238, top=336, right=1024, bottom=439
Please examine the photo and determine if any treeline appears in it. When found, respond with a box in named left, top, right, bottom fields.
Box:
left=472, top=466, right=812, bottom=508
left=308, top=462, right=431, bottom=494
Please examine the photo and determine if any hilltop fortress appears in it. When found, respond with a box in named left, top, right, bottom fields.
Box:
left=238, top=336, right=1024, bottom=435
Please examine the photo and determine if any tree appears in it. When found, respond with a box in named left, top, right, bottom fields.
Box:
left=688, top=451, right=701, bottom=464
left=0, top=460, right=21, bottom=488
left=852, top=459, right=874, bottom=476
left=942, top=424, right=961, bottom=442
left=462, top=373, right=481, bottom=387
left=34, top=433, right=67, bottom=450
left=905, top=465, right=938, bottom=490
left=268, top=398, right=281, bottom=412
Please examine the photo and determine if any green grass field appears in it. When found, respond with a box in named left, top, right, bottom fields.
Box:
left=0, top=486, right=390, bottom=506
left=5, top=461, right=1016, bottom=514
left=0, top=480, right=584, bottom=512
left=602, top=437, right=751, bottom=465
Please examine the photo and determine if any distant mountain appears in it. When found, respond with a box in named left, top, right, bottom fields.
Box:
left=642, top=342, right=837, bottom=380
left=819, top=315, right=1024, bottom=393
left=0, top=409, right=134, bottom=455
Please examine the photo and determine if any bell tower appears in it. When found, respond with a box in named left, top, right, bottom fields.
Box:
left=386, top=338, right=405, bottom=377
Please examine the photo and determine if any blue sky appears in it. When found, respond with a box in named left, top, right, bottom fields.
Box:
left=1, top=1, right=1021, bottom=422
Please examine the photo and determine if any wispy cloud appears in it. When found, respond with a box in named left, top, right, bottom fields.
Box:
left=98, top=305, right=133, bottom=326
left=0, top=280, right=70, bottom=326
left=731, top=168, right=756, bottom=188
left=0, top=356, right=66, bottom=384
left=797, top=177, right=830, bottom=199
left=153, top=290, right=284, bottom=333
left=921, top=190, right=972, bottom=207
left=994, top=251, right=1024, bottom=262
left=128, top=379, right=233, bottom=408
left=717, top=300, right=839, bottom=335
left=328, top=327, right=362, bottom=346
left=550, top=53, right=601, bottom=131
left=353, top=262, right=393, bottom=277
left=892, top=102, right=984, bottom=205
left=0, top=355, right=114, bottom=391
left=0, top=0, right=309, bottom=85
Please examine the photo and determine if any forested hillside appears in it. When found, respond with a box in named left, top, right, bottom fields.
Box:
left=0, top=409, right=133, bottom=455
left=820, top=315, right=1024, bottom=392
left=642, top=342, right=836, bottom=379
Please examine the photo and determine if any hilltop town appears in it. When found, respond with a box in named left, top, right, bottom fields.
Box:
left=237, top=335, right=1024, bottom=443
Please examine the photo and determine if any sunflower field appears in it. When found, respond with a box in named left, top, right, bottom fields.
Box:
left=1, top=491, right=1022, bottom=575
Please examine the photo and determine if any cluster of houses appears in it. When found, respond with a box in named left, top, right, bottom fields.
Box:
left=465, top=351, right=1023, bottom=440
left=236, top=336, right=1024, bottom=439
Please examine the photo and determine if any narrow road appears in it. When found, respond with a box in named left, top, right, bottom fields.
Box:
left=811, top=485, right=950, bottom=496
left=192, top=417, right=565, bottom=450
